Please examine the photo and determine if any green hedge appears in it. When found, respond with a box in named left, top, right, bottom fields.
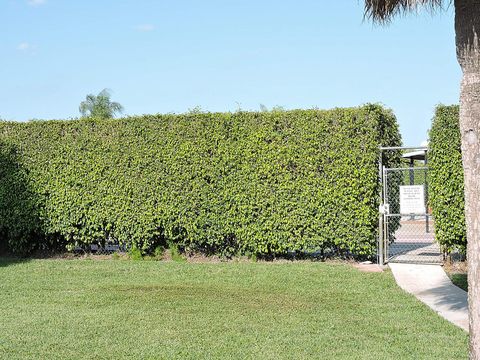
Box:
left=0, top=105, right=401, bottom=257
left=429, top=105, right=466, bottom=254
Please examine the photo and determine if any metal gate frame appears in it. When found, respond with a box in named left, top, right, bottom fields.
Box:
left=378, top=146, right=437, bottom=265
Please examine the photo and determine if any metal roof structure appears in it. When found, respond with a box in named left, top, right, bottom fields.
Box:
left=402, top=150, right=427, bottom=161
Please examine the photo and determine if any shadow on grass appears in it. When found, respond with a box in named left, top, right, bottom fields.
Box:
left=450, top=273, right=468, bottom=292
left=0, top=256, right=31, bottom=268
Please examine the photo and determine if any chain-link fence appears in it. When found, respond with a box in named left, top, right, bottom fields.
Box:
left=73, top=243, right=127, bottom=256
left=382, top=166, right=442, bottom=264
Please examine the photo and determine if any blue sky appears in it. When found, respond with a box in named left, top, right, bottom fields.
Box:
left=1, top=1, right=459, bottom=146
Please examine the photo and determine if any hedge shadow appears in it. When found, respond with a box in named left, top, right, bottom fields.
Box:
left=0, top=141, right=44, bottom=255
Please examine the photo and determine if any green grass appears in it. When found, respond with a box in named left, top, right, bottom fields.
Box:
left=0, top=259, right=468, bottom=359
left=450, top=273, right=468, bottom=292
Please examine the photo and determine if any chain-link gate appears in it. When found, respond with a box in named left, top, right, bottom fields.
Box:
left=378, top=147, right=442, bottom=265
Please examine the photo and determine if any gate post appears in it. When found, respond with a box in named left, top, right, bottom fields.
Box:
left=378, top=149, right=384, bottom=266
left=424, top=149, right=429, bottom=233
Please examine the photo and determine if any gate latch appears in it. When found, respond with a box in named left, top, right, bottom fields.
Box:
left=379, top=203, right=390, bottom=214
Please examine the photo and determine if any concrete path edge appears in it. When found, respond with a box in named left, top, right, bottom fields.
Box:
left=389, top=263, right=468, bottom=332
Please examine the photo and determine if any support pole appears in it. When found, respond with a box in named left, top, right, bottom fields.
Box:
left=378, top=150, right=384, bottom=266
left=424, top=149, right=429, bottom=233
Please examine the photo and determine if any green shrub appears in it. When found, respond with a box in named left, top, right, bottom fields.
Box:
left=153, top=246, right=165, bottom=259
left=0, top=104, right=401, bottom=258
left=429, top=105, right=466, bottom=254
left=128, top=247, right=143, bottom=261
left=169, top=246, right=186, bottom=263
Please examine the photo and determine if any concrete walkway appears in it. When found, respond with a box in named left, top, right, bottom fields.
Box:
left=389, top=263, right=469, bottom=332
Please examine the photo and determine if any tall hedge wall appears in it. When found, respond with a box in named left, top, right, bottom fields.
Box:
left=429, top=105, right=466, bottom=253
left=0, top=104, right=401, bottom=257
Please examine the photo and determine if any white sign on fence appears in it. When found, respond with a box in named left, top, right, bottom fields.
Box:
left=399, top=185, right=426, bottom=215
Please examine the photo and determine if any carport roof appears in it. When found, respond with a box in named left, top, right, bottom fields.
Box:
left=402, top=150, right=427, bottom=161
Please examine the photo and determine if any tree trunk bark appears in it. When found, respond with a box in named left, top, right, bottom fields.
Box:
left=455, top=1, right=480, bottom=358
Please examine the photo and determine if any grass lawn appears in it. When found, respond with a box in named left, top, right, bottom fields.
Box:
left=0, top=258, right=468, bottom=359
left=450, top=273, right=468, bottom=292
left=444, top=261, right=468, bottom=292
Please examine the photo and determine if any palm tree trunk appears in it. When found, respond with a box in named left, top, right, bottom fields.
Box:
left=455, top=0, right=480, bottom=357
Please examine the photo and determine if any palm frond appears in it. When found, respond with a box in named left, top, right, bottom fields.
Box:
left=79, top=100, right=91, bottom=116
left=364, top=0, right=445, bottom=23
left=110, top=102, right=124, bottom=114
left=79, top=89, right=124, bottom=119
left=98, top=88, right=112, bottom=98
